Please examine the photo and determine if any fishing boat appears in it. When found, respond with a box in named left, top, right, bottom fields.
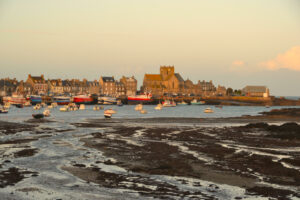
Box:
left=104, top=111, right=112, bottom=119
left=135, top=104, right=143, bottom=111
left=32, top=114, right=44, bottom=119
left=29, top=95, right=42, bottom=105
left=60, top=106, right=69, bottom=112
left=155, top=103, right=163, bottom=110
left=98, top=96, right=117, bottom=105
left=0, top=106, right=8, bottom=114
left=24, top=101, right=31, bottom=107
left=128, top=93, right=152, bottom=104
left=73, top=95, right=93, bottom=104
left=43, top=109, right=50, bottom=117
left=140, top=109, right=148, bottom=114
left=53, top=96, right=71, bottom=105
left=3, top=95, right=26, bottom=105
left=177, top=101, right=188, bottom=105
left=34, top=104, right=41, bottom=110
left=117, top=100, right=123, bottom=106
left=191, top=99, right=205, bottom=105
left=105, top=108, right=116, bottom=114
left=162, top=100, right=176, bottom=107
left=79, top=104, right=85, bottom=110
left=204, top=107, right=214, bottom=113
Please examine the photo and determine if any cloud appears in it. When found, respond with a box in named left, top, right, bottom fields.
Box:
left=230, top=60, right=246, bottom=71
left=259, top=46, right=300, bottom=71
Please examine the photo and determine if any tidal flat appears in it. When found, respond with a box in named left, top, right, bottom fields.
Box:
left=0, top=109, right=300, bottom=199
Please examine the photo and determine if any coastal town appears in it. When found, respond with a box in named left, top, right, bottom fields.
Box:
left=0, top=66, right=277, bottom=106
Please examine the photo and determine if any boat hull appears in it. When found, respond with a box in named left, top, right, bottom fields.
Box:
left=73, top=97, right=93, bottom=104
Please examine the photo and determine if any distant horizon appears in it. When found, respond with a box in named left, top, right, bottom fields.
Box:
left=1, top=0, right=300, bottom=96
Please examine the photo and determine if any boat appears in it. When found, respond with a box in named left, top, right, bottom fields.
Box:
left=24, top=101, right=32, bottom=107
left=117, top=100, right=123, bottom=106
left=29, top=95, right=42, bottom=105
left=32, top=114, right=44, bottom=119
left=79, top=104, right=85, bottom=110
left=51, top=102, right=58, bottom=107
left=93, top=105, right=100, bottom=111
left=155, top=103, right=163, bottom=110
left=104, top=108, right=116, bottom=114
left=191, top=99, right=205, bottom=105
left=162, top=100, right=176, bottom=107
left=53, top=96, right=71, bottom=105
left=4, top=102, right=10, bottom=110
left=215, top=105, right=223, bottom=109
left=204, top=107, right=214, bottom=113
left=15, top=104, right=24, bottom=108
left=60, top=106, right=69, bottom=112
left=98, top=96, right=117, bottom=105
left=128, top=93, right=152, bottom=104
left=73, top=95, right=93, bottom=104
left=177, top=101, right=188, bottom=105
left=3, top=95, right=26, bottom=105
left=104, top=111, right=112, bottom=118
left=0, top=106, right=8, bottom=114
left=34, top=104, right=41, bottom=110
left=43, top=109, right=50, bottom=117
left=140, top=109, right=148, bottom=114
left=135, top=104, right=143, bottom=111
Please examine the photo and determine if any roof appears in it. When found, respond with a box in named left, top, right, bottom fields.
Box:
left=30, top=76, right=44, bottom=83
left=243, top=86, right=267, bottom=93
left=175, top=73, right=184, bottom=82
left=144, top=74, right=162, bottom=81
left=102, top=77, right=115, bottom=82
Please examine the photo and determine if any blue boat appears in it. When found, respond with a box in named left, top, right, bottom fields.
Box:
left=30, top=95, right=42, bottom=105
left=53, top=96, right=71, bottom=105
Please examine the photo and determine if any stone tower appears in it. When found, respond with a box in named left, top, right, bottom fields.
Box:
left=160, top=66, right=174, bottom=80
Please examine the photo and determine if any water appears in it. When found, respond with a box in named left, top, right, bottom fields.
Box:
left=1, top=105, right=300, bottom=123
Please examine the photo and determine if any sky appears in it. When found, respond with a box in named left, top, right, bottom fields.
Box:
left=0, top=0, right=300, bottom=96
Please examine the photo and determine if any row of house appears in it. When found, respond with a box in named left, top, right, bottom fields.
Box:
left=0, top=75, right=137, bottom=97
left=0, top=67, right=270, bottom=98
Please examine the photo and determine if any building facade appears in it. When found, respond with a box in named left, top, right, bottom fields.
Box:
left=242, top=86, right=270, bottom=97
left=120, top=76, right=137, bottom=96
left=26, top=74, right=48, bottom=95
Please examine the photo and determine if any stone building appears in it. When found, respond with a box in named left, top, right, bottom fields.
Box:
left=16, top=81, right=33, bottom=96
left=48, top=79, right=64, bottom=95
left=242, top=86, right=270, bottom=97
left=142, top=66, right=216, bottom=96
left=87, top=80, right=100, bottom=95
left=115, top=81, right=126, bottom=97
left=99, top=76, right=116, bottom=96
left=143, top=66, right=185, bottom=96
left=120, top=76, right=137, bottom=96
left=26, top=74, right=48, bottom=95
left=0, top=78, right=19, bottom=96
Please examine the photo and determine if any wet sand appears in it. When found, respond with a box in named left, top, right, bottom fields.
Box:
left=0, top=108, right=300, bottom=199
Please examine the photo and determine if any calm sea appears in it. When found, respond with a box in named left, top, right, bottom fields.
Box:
left=1, top=105, right=300, bottom=124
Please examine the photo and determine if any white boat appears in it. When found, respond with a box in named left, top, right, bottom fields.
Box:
left=79, top=104, right=85, bottom=110
left=24, top=101, right=31, bottom=107
left=93, top=105, right=100, bottom=111
left=191, top=99, right=205, bottom=105
left=162, top=100, right=176, bottom=107
left=204, top=107, right=214, bottom=113
left=51, top=102, right=58, bottom=107
left=140, top=109, right=148, bottom=114
left=98, top=96, right=117, bottom=105
left=135, top=104, right=143, bottom=111
left=0, top=106, right=8, bottom=114
left=43, top=109, right=50, bottom=117
left=4, top=102, right=10, bottom=110
left=34, top=104, right=41, bottom=110
left=104, top=108, right=116, bottom=114
left=155, top=103, right=163, bottom=110
left=60, top=106, right=69, bottom=112
left=177, top=101, right=188, bottom=105
left=3, top=95, right=26, bottom=105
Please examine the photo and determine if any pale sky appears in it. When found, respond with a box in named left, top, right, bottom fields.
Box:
left=0, top=0, right=300, bottom=96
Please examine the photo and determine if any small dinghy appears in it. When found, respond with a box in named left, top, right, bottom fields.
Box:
left=0, top=107, right=8, bottom=114
left=43, top=109, right=50, bottom=117
left=32, top=114, right=44, bottom=119
left=104, top=110, right=112, bottom=118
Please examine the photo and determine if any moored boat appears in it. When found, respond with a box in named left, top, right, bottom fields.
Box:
left=191, top=99, right=205, bottom=105
left=177, top=101, right=188, bottom=105
left=3, top=95, right=26, bottom=105
left=0, top=106, right=8, bottom=114
left=73, top=95, right=93, bottom=104
left=32, top=114, right=44, bottom=119
left=53, top=96, right=71, bottom=105
left=128, top=93, right=152, bottom=104
left=30, top=95, right=42, bottom=105
left=98, top=96, right=117, bottom=105
left=204, top=107, right=214, bottom=113
left=162, top=100, right=176, bottom=107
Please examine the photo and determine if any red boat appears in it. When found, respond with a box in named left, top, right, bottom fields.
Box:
left=73, top=95, right=93, bottom=104
left=127, top=93, right=152, bottom=101
left=3, top=95, right=26, bottom=105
